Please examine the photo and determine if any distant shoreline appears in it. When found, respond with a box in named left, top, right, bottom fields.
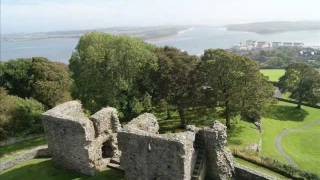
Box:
left=226, top=21, right=320, bottom=34
left=1, top=26, right=191, bottom=43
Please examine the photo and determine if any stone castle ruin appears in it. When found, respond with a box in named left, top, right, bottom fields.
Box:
left=42, top=101, right=121, bottom=175
left=42, top=101, right=269, bottom=180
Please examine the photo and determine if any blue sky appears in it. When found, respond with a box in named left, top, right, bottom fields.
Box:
left=2, top=0, right=320, bottom=34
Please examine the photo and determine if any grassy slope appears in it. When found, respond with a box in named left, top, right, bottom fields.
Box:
left=261, top=101, right=320, bottom=173
left=228, top=120, right=260, bottom=150
left=0, top=158, right=124, bottom=180
left=260, top=69, right=285, bottom=82
left=282, top=125, right=320, bottom=173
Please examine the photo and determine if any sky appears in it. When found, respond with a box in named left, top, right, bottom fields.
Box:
left=1, top=0, right=320, bottom=34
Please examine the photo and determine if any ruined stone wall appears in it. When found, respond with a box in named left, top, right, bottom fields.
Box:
left=118, top=113, right=195, bottom=180
left=42, top=101, right=235, bottom=179
left=124, top=113, right=159, bottom=133
left=201, top=121, right=234, bottom=180
left=118, top=130, right=195, bottom=180
left=42, top=101, right=121, bottom=175
left=234, top=164, right=275, bottom=180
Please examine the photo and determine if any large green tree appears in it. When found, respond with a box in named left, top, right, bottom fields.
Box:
left=153, top=46, right=199, bottom=127
left=0, top=59, right=33, bottom=98
left=279, top=63, right=320, bottom=108
left=69, top=33, right=157, bottom=119
left=0, top=58, right=72, bottom=108
left=30, top=57, right=72, bottom=108
left=199, top=49, right=274, bottom=129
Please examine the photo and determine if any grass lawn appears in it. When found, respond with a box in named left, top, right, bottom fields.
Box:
left=261, top=101, right=320, bottom=174
left=282, top=125, right=320, bottom=173
left=0, top=158, right=124, bottom=180
left=260, top=69, right=285, bottom=82
left=228, top=120, right=260, bottom=150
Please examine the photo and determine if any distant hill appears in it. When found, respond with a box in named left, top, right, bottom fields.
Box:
left=226, top=21, right=320, bottom=34
left=1, top=26, right=190, bottom=42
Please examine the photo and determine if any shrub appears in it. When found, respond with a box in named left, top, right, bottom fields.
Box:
left=0, top=90, right=44, bottom=140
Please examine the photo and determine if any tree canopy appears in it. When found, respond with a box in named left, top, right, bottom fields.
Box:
left=69, top=32, right=158, bottom=119
left=0, top=57, right=72, bottom=108
left=279, top=63, right=320, bottom=108
left=199, top=49, right=274, bottom=128
left=153, top=46, right=199, bottom=127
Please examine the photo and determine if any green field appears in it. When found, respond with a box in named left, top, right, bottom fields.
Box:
left=282, top=124, right=320, bottom=173
left=260, top=69, right=285, bottom=82
left=230, top=101, right=320, bottom=175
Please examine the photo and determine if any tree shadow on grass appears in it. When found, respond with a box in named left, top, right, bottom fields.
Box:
left=0, top=159, right=124, bottom=180
left=264, top=104, right=309, bottom=121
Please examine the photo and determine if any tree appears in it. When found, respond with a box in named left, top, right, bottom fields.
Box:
left=0, top=58, right=72, bottom=108
left=69, top=33, right=158, bottom=120
left=30, top=57, right=72, bottom=108
left=279, top=63, right=320, bottom=108
left=0, top=59, right=33, bottom=98
left=199, top=49, right=273, bottom=129
left=153, top=46, right=199, bottom=127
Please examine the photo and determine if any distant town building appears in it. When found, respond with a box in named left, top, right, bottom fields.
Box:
left=233, top=40, right=305, bottom=51
left=256, top=41, right=271, bottom=49
left=293, top=42, right=304, bottom=47
left=283, top=42, right=293, bottom=47
left=272, top=42, right=282, bottom=48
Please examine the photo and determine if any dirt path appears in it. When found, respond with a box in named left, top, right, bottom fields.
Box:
left=274, top=120, right=320, bottom=167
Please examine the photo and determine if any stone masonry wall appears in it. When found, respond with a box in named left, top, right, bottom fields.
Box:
left=201, top=121, right=234, bottom=180
left=42, top=101, right=121, bottom=176
left=118, top=113, right=195, bottom=180
left=118, top=130, right=195, bottom=180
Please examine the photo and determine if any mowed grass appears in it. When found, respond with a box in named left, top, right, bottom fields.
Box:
left=261, top=101, right=320, bottom=174
left=0, top=158, right=124, bottom=180
left=260, top=69, right=285, bottom=82
left=228, top=119, right=260, bottom=150
left=282, top=125, right=320, bottom=173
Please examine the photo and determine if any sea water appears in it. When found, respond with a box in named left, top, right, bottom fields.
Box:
left=1, top=26, right=320, bottom=63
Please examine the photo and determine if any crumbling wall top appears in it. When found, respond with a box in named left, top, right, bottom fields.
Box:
left=124, top=113, right=159, bottom=134
left=42, top=100, right=88, bottom=123
left=91, top=107, right=121, bottom=134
